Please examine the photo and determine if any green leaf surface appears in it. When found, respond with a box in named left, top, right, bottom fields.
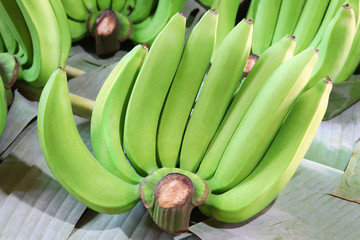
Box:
left=332, top=140, right=360, bottom=203
left=324, top=75, right=360, bottom=120
left=190, top=160, right=360, bottom=240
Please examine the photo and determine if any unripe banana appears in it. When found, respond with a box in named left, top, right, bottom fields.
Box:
left=157, top=10, right=218, bottom=168
left=124, top=13, right=186, bottom=176
left=293, top=0, right=330, bottom=54
left=251, top=0, right=282, bottom=55
left=200, top=78, right=332, bottom=223
left=305, top=4, right=356, bottom=90
left=82, top=0, right=98, bottom=12
left=111, top=0, right=127, bottom=12
left=334, top=26, right=360, bottom=83
left=207, top=47, right=319, bottom=193
left=197, top=35, right=296, bottom=180
left=271, top=0, right=306, bottom=44
left=245, top=0, right=258, bottom=20
left=68, top=19, right=88, bottom=42
left=0, top=75, right=6, bottom=136
left=97, top=0, right=111, bottom=10
left=179, top=18, right=253, bottom=172
left=91, top=44, right=147, bottom=184
left=38, top=68, right=140, bottom=214
left=129, top=0, right=157, bottom=23
left=60, top=0, right=90, bottom=21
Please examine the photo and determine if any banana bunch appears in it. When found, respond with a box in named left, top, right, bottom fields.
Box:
left=38, top=10, right=332, bottom=234
left=0, top=0, right=71, bottom=87
left=61, top=0, right=186, bottom=55
left=248, top=0, right=360, bottom=84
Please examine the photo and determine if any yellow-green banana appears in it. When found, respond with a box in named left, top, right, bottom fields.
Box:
left=97, top=0, right=111, bottom=10
left=293, top=0, right=330, bottom=54
left=200, top=78, right=332, bottom=223
left=157, top=9, right=218, bottom=168
left=305, top=4, right=356, bottom=90
left=128, top=0, right=157, bottom=23
left=83, top=0, right=98, bottom=12
left=123, top=13, right=186, bottom=176
left=271, top=0, right=306, bottom=44
left=16, top=0, right=62, bottom=87
left=0, top=75, right=6, bottom=136
left=129, top=0, right=186, bottom=45
left=91, top=44, right=147, bottom=184
left=207, top=47, right=319, bottom=193
left=38, top=68, right=140, bottom=214
left=197, top=35, right=296, bottom=180
left=179, top=18, right=253, bottom=172
left=251, top=0, right=282, bottom=55
left=61, top=0, right=89, bottom=21
left=68, top=18, right=88, bottom=42
left=111, top=0, right=127, bottom=12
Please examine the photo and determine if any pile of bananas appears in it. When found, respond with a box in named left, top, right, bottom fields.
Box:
left=62, top=0, right=186, bottom=54
left=249, top=0, right=360, bottom=84
left=38, top=9, right=332, bottom=234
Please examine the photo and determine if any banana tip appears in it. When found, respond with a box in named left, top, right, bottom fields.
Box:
left=343, top=4, right=352, bottom=9
left=246, top=18, right=253, bottom=24
left=142, top=43, right=149, bottom=51
left=210, top=9, right=217, bottom=14
left=324, top=77, right=332, bottom=84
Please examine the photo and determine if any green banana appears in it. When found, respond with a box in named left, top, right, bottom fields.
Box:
left=157, top=9, right=218, bottom=168
left=0, top=35, right=4, bottom=53
left=68, top=19, right=88, bottom=42
left=111, top=0, right=127, bottom=12
left=179, top=18, right=253, bottom=173
left=16, top=0, right=62, bottom=87
left=128, top=0, right=156, bottom=23
left=129, top=0, right=186, bottom=45
left=271, top=0, right=306, bottom=44
left=61, top=0, right=89, bottom=21
left=97, top=0, right=111, bottom=10
left=123, top=13, right=186, bottom=176
left=334, top=26, right=360, bottom=83
left=0, top=75, right=6, bottom=136
left=197, top=35, right=296, bottom=180
left=0, top=12, right=18, bottom=55
left=0, top=0, right=33, bottom=67
left=38, top=68, right=140, bottom=214
left=293, top=0, right=330, bottom=54
left=305, top=4, right=356, bottom=90
left=210, top=0, right=242, bottom=56
left=200, top=78, right=332, bottom=223
left=207, top=47, right=319, bottom=193
left=83, top=0, right=98, bottom=12
left=49, top=0, right=72, bottom=69
left=91, top=44, right=147, bottom=184
left=245, top=0, right=258, bottom=20
left=251, top=0, right=282, bottom=55
left=197, top=0, right=214, bottom=8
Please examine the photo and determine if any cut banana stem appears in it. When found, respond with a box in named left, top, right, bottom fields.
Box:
left=38, top=68, right=140, bottom=214
left=180, top=18, right=253, bottom=173
left=124, top=13, right=186, bottom=176
left=200, top=78, right=332, bottom=223
left=207, top=47, right=319, bottom=193
left=197, top=35, right=296, bottom=180
left=157, top=9, right=218, bottom=168
left=306, top=4, right=356, bottom=90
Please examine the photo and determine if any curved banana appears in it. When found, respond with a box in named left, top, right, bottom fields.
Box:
left=82, top=0, right=98, bottom=12
left=293, top=0, right=330, bottom=54
left=179, top=18, right=253, bottom=172
left=334, top=26, right=360, bottom=83
left=60, top=0, right=89, bottom=21
left=157, top=9, right=218, bottom=168
left=111, top=0, right=127, bottom=12
left=251, top=0, right=282, bottom=55
left=123, top=13, right=186, bottom=176
left=16, top=0, right=62, bottom=87
left=207, top=47, right=319, bottom=193
left=271, top=0, right=306, bottom=44
left=129, top=0, right=186, bottom=45
left=0, top=75, right=6, bottom=136
left=0, top=12, right=18, bottom=55
left=38, top=68, right=140, bottom=214
left=305, top=4, right=356, bottom=90
left=91, top=44, right=147, bottom=184
left=49, top=0, right=72, bottom=68
left=210, top=0, right=242, bottom=57
left=0, top=0, right=33, bottom=67
left=200, top=78, right=332, bottom=223
left=197, top=35, right=296, bottom=180
left=128, top=0, right=156, bottom=23
left=97, top=0, right=111, bottom=10
left=68, top=19, right=88, bottom=42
